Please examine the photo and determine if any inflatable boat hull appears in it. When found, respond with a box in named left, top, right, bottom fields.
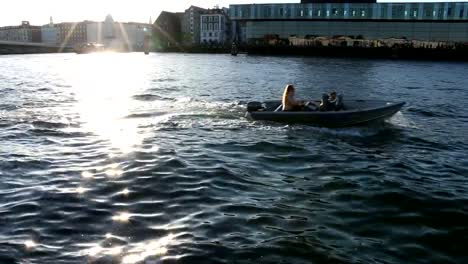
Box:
left=246, top=100, right=405, bottom=127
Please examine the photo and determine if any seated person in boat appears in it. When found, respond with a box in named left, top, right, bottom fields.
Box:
left=329, top=91, right=345, bottom=111
left=282, top=84, right=314, bottom=111
left=329, top=91, right=337, bottom=105
left=319, top=93, right=333, bottom=111
left=319, top=91, right=344, bottom=111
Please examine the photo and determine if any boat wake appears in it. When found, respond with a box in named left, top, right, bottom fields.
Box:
left=388, top=111, right=418, bottom=129
left=288, top=123, right=393, bottom=138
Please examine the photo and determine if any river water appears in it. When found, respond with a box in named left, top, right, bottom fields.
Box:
left=0, top=53, right=467, bottom=264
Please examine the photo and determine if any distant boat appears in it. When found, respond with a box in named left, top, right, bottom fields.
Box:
left=74, top=43, right=106, bottom=54
left=231, top=43, right=238, bottom=56
left=246, top=100, right=405, bottom=127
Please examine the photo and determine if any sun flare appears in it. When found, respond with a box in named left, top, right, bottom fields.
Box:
left=64, top=54, right=151, bottom=154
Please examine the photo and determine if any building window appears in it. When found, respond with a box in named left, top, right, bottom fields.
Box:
left=326, top=10, right=330, bottom=17
left=332, top=8, right=338, bottom=15
left=361, top=10, right=365, bottom=17
left=404, top=11, right=408, bottom=17
left=424, top=9, right=431, bottom=17
left=209, top=32, right=212, bottom=37
left=317, top=10, right=321, bottom=17
left=214, top=23, right=218, bottom=30
left=209, top=24, right=212, bottom=30
left=352, top=10, right=356, bottom=17
left=413, top=10, right=417, bottom=17
left=460, top=9, right=464, bottom=18
left=448, top=8, right=452, bottom=16
left=279, top=8, right=284, bottom=16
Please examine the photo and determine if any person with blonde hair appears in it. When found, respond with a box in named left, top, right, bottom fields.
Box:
left=282, top=84, right=306, bottom=111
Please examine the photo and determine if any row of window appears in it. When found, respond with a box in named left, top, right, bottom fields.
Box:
left=202, top=16, right=221, bottom=22
left=291, top=8, right=463, bottom=19
left=202, top=32, right=220, bottom=38
left=202, top=23, right=221, bottom=31
left=0, top=35, right=30, bottom=41
left=231, top=4, right=468, bottom=20
left=0, top=32, right=31, bottom=37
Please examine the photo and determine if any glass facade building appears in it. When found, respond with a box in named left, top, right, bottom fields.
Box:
left=230, top=2, right=468, bottom=21
left=229, top=2, right=468, bottom=42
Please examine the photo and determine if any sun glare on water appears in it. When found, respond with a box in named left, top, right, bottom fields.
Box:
left=65, top=54, right=151, bottom=154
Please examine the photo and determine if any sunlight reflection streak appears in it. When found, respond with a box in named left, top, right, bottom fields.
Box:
left=82, top=234, right=176, bottom=263
left=59, top=23, right=78, bottom=52
left=68, top=54, right=148, bottom=154
left=117, top=22, right=132, bottom=52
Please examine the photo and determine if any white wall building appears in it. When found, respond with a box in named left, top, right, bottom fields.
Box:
left=200, top=9, right=229, bottom=44
left=104, top=15, right=115, bottom=40
left=0, top=21, right=41, bottom=43
left=41, top=25, right=58, bottom=45
left=41, top=18, right=58, bottom=45
left=85, top=16, right=149, bottom=51
left=86, top=21, right=103, bottom=44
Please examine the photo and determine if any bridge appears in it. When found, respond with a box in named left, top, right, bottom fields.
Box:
left=0, top=40, right=72, bottom=55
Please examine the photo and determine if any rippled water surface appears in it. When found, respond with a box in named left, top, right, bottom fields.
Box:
left=1, top=53, right=468, bottom=264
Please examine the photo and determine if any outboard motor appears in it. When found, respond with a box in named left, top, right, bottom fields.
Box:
left=247, top=102, right=263, bottom=112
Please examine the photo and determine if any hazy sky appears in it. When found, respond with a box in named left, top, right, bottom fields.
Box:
left=0, top=0, right=292, bottom=26
left=0, top=0, right=465, bottom=26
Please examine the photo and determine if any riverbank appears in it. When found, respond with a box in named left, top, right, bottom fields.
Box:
left=245, top=45, right=468, bottom=61
left=154, top=44, right=468, bottom=61
left=0, top=41, right=74, bottom=55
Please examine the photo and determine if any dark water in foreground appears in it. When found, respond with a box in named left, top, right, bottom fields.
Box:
left=0, top=53, right=467, bottom=264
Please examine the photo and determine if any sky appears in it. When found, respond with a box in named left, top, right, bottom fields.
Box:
left=0, top=0, right=466, bottom=26
left=0, top=0, right=291, bottom=26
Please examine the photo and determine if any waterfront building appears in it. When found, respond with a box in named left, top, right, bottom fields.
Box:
left=0, top=21, right=41, bottom=43
left=153, top=11, right=183, bottom=49
left=57, top=22, right=87, bottom=47
left=181, top=6, right=207, bottom=45
left=85, top=21, right=103, bottom=45
left=88, top=22, right=149, bottom=51
left=229, top=2, right=468, bottom=43
left=122, top=22, right=151, bottom=50
left=104, top=15, right=115, bottom=40
left=301, top=0, right=376, bottom=3
left=200, top=8, right=230, bottom=44
left=79, top=16, right=151, bottom=51
left=41, top=17, right=58, bottom=45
